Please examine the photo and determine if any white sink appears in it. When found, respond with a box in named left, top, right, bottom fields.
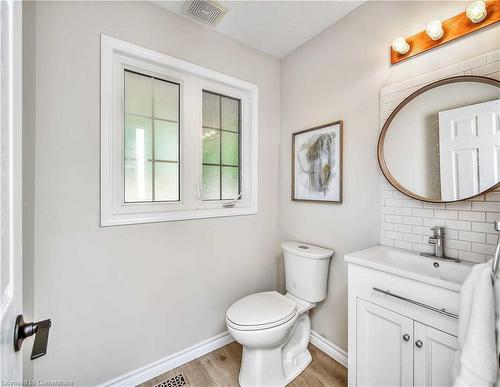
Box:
left=344, top=245, right=475, bottom=291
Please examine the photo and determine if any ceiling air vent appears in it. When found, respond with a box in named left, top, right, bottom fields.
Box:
left=183, top=0, right=227, bottom=27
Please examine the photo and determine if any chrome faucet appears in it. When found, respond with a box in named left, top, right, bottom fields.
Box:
left=420, top=226, right=460, bottom=262
left=428, top=226, right=444, bottom=257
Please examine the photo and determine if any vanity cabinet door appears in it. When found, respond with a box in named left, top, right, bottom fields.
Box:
left=356, top=299, right=414, bottom=386
left=413, top=322, right=459, bottom=387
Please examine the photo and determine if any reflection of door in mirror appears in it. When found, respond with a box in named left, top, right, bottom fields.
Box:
left=438, top=99, right=500, bottom=201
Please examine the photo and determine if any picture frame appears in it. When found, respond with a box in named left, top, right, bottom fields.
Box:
left=291, top=121, right=343, bottom=203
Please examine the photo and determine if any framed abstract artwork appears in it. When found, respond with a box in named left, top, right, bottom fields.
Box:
left=292, top=121, right=343, bottom=203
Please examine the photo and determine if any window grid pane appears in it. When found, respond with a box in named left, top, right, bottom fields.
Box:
left=124, top=69, right=180, bottom=203
left=202, top=91, right=241, bottom=201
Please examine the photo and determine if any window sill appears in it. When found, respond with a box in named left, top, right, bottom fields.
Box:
left=100, top=205, right=258, bottom=227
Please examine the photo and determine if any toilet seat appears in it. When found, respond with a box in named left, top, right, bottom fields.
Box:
left=226, top=291, right=297, bottom=331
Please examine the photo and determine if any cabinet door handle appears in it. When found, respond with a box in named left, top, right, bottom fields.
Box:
left=402, top=334, right=410, bottom=341
left=415, top=340, right=423, bottom=348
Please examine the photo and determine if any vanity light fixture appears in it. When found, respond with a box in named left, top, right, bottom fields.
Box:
left=426, top=20, right=444, bottom=40
left=390, top=0, right=499, bottom=64
left=467, top=0, right=488, bottom=23
left=391, top=38, right=410, bottom=55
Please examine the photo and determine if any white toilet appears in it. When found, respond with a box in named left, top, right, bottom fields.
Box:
left=226, top=242, right=333, bottom=387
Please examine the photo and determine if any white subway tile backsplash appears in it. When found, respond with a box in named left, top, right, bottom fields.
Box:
left=379, top=50, right=500, bottom=264
left=471, top=242, right=496, bottom=255
left=380, top=181, right=393, bottom=191
left=394, top=207, right=413, bottom=216
left=413, top=225, right=432, bottom=235
left=392, top=191, right=408, bottom=199
left=394, top=224, right=412, bottom=233
left=472, top=222, right=496, bottom=233
left=423, top=202, right=445, bottom=209
left=403, top=200, right=423, bottom=208
left=381, top=222, right=393, bottom=231
left=444, top=248, right=458, bottom=258
left=487, top=234, right=499, bottom=245
left=404, top=233, right=423, bottom=243
left=486, top=212, right=500, bottom=222
left=458, top=250, right=486, bottom=263
left=444, top=229, right=458, bottom=240
left=385, top=198, right=403, bottom=207
left=458, top=211, right=486, bottom=222
left=403, top=216, right=423, bottom=226
left=458, top=55, right=487, bottom=72
left=413, top=208, right=434, bottom=218
left=445, top=219, right=472, bottom=231
left=472, top=201, right=500, bottom=212
left=412, top=243, right=433, bottom=254
left=472, top=61, right=500, bottom=76
left=381, top=207, right=394, bottom=215
left=394, top=240, right=412, bottom=250
left=381, top=190, right=393, bottom=198
left=385, top=215, right=403, bottom=224
left=446, top=239, right=471, bottom=251
left=445, top=202, right=471, bottom=210
left=487, top=51, right=500, bottom=63
left=485, top=192, right=500, bottom=201
left=423, top=218, right=446, bottom=227
left=434, top=210, right=458, bottom=220
left=458, top=231, right=486, bottom=243
left=385, top=231, right=403, bottom=240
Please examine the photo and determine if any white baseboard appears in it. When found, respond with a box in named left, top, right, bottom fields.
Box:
left=103, top=329, right=347, bottom=386
left=310, top=331, right=348, bottom=368
left=102, top=331, right=234, bottom=387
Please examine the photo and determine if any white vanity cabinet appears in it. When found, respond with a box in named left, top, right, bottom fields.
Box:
left=356, top=299, right=414, bottom=386
left=355, top=299, right=458, bottom=387
left=413, top=321, right=459, bottom=387
left=345, top=245, right=473, bottom=387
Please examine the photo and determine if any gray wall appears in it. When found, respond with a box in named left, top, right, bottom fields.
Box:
left=28, top=2, right=280, bottom=384
left=279, top=1, right=500, bottom=351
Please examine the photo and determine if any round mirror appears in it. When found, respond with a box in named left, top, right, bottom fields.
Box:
left=378, top=76, right=500, bottom=203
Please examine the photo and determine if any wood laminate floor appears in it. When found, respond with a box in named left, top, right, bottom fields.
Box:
left=139, top=342, right=347, bottom=387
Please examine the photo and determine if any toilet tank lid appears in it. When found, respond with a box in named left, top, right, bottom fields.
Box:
left=282, top=242, right=334, bottom=259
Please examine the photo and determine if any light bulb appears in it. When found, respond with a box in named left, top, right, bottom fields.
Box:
left=426, top=20, right=444, bottom=40
left=466, top=0, right=487, bottom=23
left=392, top=37, right=410, bottom=55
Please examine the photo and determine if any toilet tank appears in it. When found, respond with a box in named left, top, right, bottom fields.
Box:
left=282, top=242, right=333, bottom=303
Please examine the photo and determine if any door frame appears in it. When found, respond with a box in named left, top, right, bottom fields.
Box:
left=0, top=0, right=23, bottom=381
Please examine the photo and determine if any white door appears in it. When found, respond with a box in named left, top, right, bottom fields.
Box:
left=0, top=0, right=23, bottom=381
left=356, top=299, right=414, bottom=387
left=414, top=322, right=459, bottom=387
left=439, top=99, right=500, bottom=201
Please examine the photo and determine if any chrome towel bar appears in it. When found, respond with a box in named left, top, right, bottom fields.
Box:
left=373, top=287, right=459, bottom=319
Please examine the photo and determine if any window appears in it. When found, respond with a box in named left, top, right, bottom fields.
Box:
left=124, top=70, right=180, bottom=202
left=202, top=91, right=241, bottom=201
left=100, top=35, right=258, bottom=226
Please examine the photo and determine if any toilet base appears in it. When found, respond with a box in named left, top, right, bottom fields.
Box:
left=238, top=313, right=312, bottom=387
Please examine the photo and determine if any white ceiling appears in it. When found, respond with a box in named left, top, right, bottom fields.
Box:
left=154, top=1, right=364, bottom=59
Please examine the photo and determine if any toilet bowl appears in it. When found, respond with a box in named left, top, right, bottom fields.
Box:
left=226, top=242, right=333, bottom=387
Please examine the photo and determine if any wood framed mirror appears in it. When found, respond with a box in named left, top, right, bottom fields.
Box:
left=378, top=75, right=500, bottom=203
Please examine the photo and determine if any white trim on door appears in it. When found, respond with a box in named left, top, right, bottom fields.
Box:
left=0, top=0, right=23, bottom=381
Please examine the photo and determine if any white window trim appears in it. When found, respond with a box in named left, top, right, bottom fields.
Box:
left=100, top=35, right=258, bottom=226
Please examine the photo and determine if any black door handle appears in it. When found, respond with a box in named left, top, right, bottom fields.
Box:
left=14, top=315, right=52, bottom=360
